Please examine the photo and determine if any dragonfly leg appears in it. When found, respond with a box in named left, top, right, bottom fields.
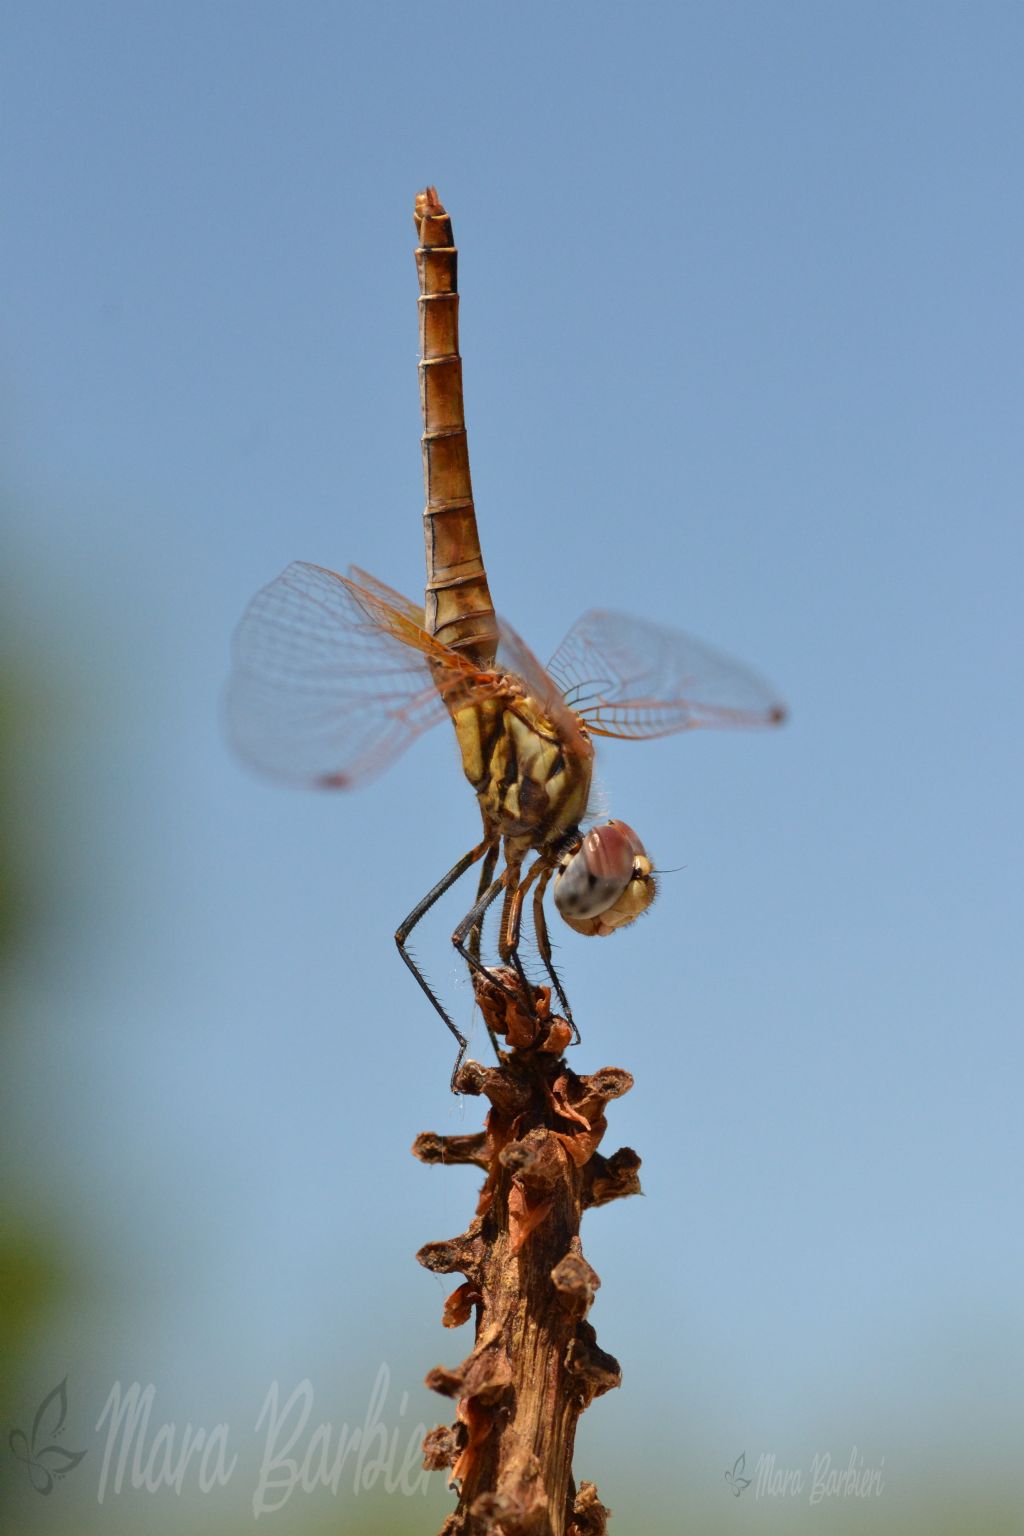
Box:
left=533, top=867, right=580, bottom=1045
left=451, top=872, right=519, bottom=1002
left=499, top=857, right=547, bottom=1007
left=395, top=838, right=495, bottom=1088
left=468, top=843, right=499, bottom=967
left=467, top=843, right=501, bottom=1058
left=453, top=858, right=547, bottom=1053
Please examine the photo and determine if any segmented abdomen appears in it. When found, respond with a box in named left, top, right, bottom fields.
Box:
left=414, top=187, right=498, bottom=670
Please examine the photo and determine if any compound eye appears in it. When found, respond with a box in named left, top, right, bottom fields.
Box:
left=554, top=821, right=645, bottom=921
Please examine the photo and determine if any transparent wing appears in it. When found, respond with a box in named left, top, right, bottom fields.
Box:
left=546, top=609, right=787, bottom=739
left=226, top=561, right=489, bottom=788
left=495, top=616, right=589, bottom=754
left=346, top=565, right=425, bottom=627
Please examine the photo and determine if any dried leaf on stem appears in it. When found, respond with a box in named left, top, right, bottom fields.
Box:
left=414, top=970, right=641, bottom=1535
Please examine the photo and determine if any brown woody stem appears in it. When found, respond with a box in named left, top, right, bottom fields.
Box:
left=413, top=970, right=641, bottom=1535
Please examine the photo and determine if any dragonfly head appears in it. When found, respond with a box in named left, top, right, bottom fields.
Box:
left=553, top=820, right=656, bottom=936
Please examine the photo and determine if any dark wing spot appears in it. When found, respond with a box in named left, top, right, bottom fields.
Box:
left=319, top=772, right=350, bottom=789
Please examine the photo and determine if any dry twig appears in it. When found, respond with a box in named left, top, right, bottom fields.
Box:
left=414, top=972, right=641, bottom=1535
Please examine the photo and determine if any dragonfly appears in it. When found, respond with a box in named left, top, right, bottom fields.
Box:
left=227, top=187, right=786, bottom=1087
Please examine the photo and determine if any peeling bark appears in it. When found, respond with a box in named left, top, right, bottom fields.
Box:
left=413, top=970, right=640, bottom=1535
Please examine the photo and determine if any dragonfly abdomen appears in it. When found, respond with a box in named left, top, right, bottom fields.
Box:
left=415, top=188, right=498, bottom=672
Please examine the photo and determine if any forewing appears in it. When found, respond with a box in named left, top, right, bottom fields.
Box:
left=346, top=565, right=425, bottom=626
left=495, top=616, right=589, bottom=753
left=226, top=561, right=483, bottom=787
left=547, top=609, right=786, bottom=739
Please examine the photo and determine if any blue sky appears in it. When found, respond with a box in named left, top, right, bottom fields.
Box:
left=3, top=4, right=1022, bottom=1531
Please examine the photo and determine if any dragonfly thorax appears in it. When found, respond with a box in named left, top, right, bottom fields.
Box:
left=451, top=691, right=593, bottom=846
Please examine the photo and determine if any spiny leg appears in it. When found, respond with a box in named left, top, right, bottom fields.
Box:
left=501, top=856, right=547, bottom=1006
left=451, top=870, right=516, bottom=1000
left=533, top=867, right=580, bottom=1044
left=468, top=843, right=501, bottom=1059
left=455, top=853, right=539, bottom=1057
left=468, top=843, right=498, bottom=967
left=395, top=838, right=494, bottom=1088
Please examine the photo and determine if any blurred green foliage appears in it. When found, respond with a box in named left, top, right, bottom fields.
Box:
left=0, top=635, right=76, bottom=1520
